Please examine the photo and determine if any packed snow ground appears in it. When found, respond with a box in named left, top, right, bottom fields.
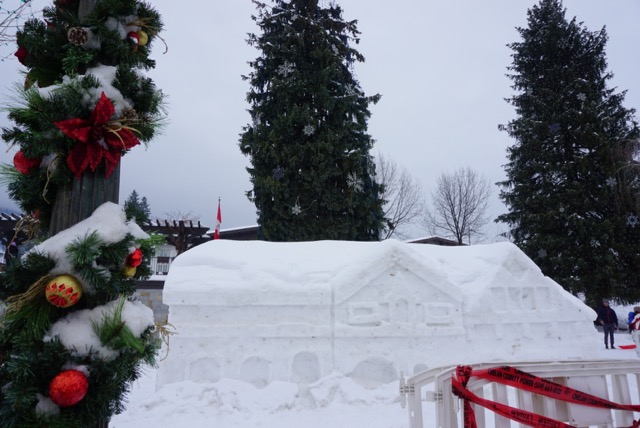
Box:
left=109, top=238, right=639, bottom=428
left=110, top=332, right=637, bottom=428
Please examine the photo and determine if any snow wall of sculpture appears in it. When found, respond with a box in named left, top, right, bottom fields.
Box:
left=156, top=240, right=602, bottom=389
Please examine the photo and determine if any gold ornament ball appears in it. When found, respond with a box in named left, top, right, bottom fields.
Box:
left=122, top=266, right=137, bottom=278
left=45, top=275, right=83, bottom=308
left=137, top=30, right=149, bottom=46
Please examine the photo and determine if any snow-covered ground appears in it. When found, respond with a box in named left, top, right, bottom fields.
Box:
left=111, top=333, right=637, bottom=428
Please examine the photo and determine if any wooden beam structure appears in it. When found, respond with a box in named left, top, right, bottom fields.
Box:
left=0, top=213, right=30, bottom=247
left=142, top=219, right=210, bottom=255
left=1, top=213, right=211, bottom=256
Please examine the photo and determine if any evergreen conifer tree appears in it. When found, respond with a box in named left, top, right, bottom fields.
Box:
left=497, top=0, right=640, bottom=305
left=124, top=190, right=151, bottom=225
left=240, top=0, right=384, bottom=241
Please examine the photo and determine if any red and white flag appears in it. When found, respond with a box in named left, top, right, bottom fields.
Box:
left=214, top=198, right=222, bottom=240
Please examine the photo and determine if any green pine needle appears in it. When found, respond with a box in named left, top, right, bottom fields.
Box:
left=93, top=298, right=146, bottom=355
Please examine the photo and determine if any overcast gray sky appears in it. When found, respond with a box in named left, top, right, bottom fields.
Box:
left=0, top=0, right=638, bottom=239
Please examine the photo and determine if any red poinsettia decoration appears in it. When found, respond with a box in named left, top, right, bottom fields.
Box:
left=53, top=92, right=140, bottom=179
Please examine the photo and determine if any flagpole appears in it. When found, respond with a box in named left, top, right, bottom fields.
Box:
left=214, top=197, right=222, bottom=240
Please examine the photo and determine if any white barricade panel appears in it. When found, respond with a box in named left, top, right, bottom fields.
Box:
left=565, top=375, right=612, bottom=426
left=401, top=360, right=640, bottom=428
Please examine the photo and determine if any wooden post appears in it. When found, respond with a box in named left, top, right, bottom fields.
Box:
left=58, top=6, right=109, bottom=428
left=48, top=165, right=120, bottom=237
left=48, top=0, right=120, bottom=238
left=95, top=420, right=109, bottom=428
left=78, top=0, right=97, bottom=20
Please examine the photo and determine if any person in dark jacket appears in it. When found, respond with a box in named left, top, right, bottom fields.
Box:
left=631, top=307, right=640, bottom=358
left=596, top=300, right=618, bottom=349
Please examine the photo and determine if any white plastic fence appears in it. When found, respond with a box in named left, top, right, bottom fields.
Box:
left=400, top=360, right=640, bottom=428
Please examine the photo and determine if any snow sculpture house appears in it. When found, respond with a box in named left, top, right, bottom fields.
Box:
left=157, top=240, right=601, bottom=389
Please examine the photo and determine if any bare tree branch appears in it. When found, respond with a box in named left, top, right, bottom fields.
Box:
left=375, top=152, right=424, bottom=240
left=423, top=166, right=491, bottom=244
left=161, top=210, right=201, bottom=223
left=0, top=0, right=36, bottom=46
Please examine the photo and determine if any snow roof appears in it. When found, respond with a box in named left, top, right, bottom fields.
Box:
left=164, top=240, right=589, bottom=317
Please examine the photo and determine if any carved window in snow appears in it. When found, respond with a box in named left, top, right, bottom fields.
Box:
left=188, top=358, right=220, bottom=383
left=292, top=352, right=320, bottom=383
left=347, top=302, right=381, bottom=326
left=240, top=356, right=270, bottom=389
left=424, top=303, right=455, bottom=325
left=396, top=299, right=409, bottom=323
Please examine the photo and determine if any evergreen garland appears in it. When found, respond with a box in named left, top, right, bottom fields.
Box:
left=1, top=1, right=166, bottom=423
left=2, top=0, right=165, bottom=231
left=0, top=203, right=160, bottom=426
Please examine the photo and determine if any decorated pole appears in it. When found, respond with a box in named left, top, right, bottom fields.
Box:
left=0, top=0, right=165, bottom=426
left=57, top=2, right=117, bottom=427
left=49, top=0, right=116, bottom=237
left=5, top=0, right=164, bottom=238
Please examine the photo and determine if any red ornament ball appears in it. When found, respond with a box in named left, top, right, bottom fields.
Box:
left=45, top=275, right=83, bottom=308
left=13, top=150, right=40, bottom=175
left=14, top=46, right=27, bottom=65
left=49, top=370, right=89, bottom=407
left=126, top=248, right=143, bottom=268
left=127, top=31, right=140, bottom=50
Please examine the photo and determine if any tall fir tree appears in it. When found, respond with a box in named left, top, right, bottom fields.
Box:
left=240, top=0, right=384, bottom=241
left=497, top=0, right=640, bottom=306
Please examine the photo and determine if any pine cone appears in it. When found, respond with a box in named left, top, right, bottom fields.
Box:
left=121, top=108, right=139, bottom=121
left=67, top=27, right=89, bottom=46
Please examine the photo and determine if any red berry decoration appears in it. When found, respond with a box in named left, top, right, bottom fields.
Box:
left=45, top=275, right=83, bottom=308
left=49, top=370, right=89, bottom=407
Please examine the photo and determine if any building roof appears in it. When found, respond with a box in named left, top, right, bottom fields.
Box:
left=406, top=236, right=464, bottom=246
